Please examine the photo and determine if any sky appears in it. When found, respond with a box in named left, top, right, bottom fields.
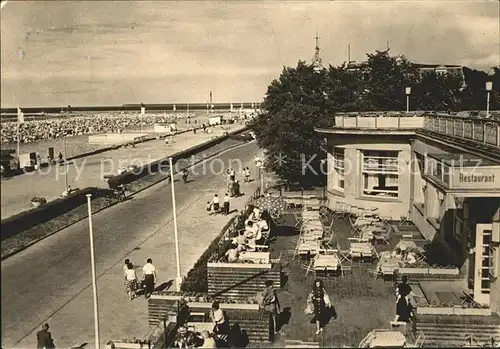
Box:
left=1, top=0, right=499, bottom=107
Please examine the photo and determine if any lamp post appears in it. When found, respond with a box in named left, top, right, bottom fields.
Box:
left=86, top=194, right=101, bottom=349
left=168, top=157, right=182, bottom=292
left=486, top=81, right=493, bottom=118
left=405, top=87, right=411, bottom=113
left=255, top=157, right=264, bottom=195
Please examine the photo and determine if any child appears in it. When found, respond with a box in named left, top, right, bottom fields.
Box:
left=206, top=201, right=212, bottom=215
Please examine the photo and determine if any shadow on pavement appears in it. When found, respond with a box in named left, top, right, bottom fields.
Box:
left=155, top=280, right=173, bottom=292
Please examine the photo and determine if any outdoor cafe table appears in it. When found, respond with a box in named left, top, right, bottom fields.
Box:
left=298, top=240, right=322, bottom=256
left=302, top=232, right=323, bottom=241
left=314, top=254, right=340, bottom=271
left=186, top=322, right=214, bottom=334
left=368, top=331, right=406, bottom=347
left=349, top=242, right=375, bottom=257
left=302, top=221, right=323, bottom=230
left=302, top=212, right=320, bottom=219
left=238, top=251, right=270, bottom=264
left=377, top=257, right=404, bottom=275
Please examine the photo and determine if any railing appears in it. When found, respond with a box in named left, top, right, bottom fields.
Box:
left=334, top=114, right=424, bottom=129
left=423, top=115, right=500, bottom=147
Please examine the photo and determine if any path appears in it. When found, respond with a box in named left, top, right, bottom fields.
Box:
left=1, top=142, right=260, bottom=348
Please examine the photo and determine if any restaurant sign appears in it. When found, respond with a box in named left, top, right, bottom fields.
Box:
left=452, top=166, right=500, bottom=190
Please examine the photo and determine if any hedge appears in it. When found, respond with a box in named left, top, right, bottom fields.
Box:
left=180, top=195, right=258, bottom=293
left=0, top=187, right=113, bottom=240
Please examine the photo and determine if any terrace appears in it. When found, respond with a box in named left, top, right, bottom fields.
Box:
left=317, top=112, right=500, bottom=158
left=115, top=186, right=498, bottom=348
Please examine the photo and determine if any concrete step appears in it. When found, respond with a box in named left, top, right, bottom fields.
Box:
left=420, top=330, right=500, bottom=338
left=422, top=334, right=500, bottom=343
left=418, top=323, right=500, bottom=330
left=284, top=339, right=319, bottom=348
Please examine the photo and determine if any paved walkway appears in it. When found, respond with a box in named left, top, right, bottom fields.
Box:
left=1, top=124, right=245, bottom=219
left=1, top=142, right=261, bottom=348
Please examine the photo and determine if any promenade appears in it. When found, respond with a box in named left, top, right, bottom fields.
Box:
left=1, top=124, right=245, bottom=219
left=1, top=142, right=261, bottom=348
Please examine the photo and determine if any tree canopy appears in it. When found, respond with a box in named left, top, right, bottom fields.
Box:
left=251, top=49, right=499, bottom=186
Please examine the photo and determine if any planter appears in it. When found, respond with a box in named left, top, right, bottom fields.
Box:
left=105, top=341, right=147, bottom=349
left=187, top=301, right=259, bottom=310
left=452, top=307, right=492, bottom=316
left=428, top=268, right=459, bottom=275
left=207, top=262, right=272, bottom=269
left=417, top=306, right=491, bottom=316
left=150, top=294, right=183, bottom=301
left=399, top=267, right=429, bottom=275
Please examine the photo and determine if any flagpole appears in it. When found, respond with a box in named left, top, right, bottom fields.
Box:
left=16, top=106, right=22, bottom=162
left=16, top=120, right=20, bottom=161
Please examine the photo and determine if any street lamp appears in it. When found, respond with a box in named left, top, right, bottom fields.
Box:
left=405, top=87, right=412, bottom=113
left=168, top=157, right=182, bottom=292
left=86, top=194, right=101, bottom=349
left=486, top=81, right=493, bottom=117
left=254, top=157, right=264, bottom=195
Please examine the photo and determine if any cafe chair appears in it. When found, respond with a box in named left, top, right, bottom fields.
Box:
left=340, top=263, right=352, bottom=278
left=406, top=331, right=425, bottom=348
left=367, top=268, right=382, bottom=280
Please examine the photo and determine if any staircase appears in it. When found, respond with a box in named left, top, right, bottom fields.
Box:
left=417, top=313, right=500, bottom=346
left=284, top=339, right=320, bottom=348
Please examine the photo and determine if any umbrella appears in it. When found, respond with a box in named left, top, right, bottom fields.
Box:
left=251, top=195, right=288, bottom=218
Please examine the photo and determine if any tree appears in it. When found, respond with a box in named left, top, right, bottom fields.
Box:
left=361, top=51, right=420, bottom=111
left=414, top=72, right=463, bottom=111
left=252, top=61, right=330, bottom=187
left=254, top=50, right=498, bottom=187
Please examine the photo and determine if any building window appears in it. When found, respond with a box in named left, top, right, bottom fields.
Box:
left=481, top=230, right=493, bottom=294
left=361, top=150, right=399, bottom=198
left=333, top=148, right=345, bottom=191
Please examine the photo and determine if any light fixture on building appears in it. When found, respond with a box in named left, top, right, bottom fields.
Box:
left=486, top=81, right=493, bottom=117
left=405, top=87, right=411, bottom=113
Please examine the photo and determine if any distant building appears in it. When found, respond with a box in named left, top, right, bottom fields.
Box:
left=345, top=61, right=466, bottom=86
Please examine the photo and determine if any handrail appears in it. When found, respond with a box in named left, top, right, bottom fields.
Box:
left=423, top=115, right=500, bottom=147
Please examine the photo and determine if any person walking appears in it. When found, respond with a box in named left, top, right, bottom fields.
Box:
left=212, top=194, right=220, bottom=215
left=142, top=258, right=157, bottom=299
left=223, top=193, right=230, bottom=215
left=36, top=323, right=55, bottom=349
left=308, top=279, right=329, bottom=335
left=244, top=167, right=251, bottom=182
left=125, top=262, right=139, bottom=300
left=261, top=280, right=281, bottom=337
left=182, top=169, right=189, bottom=183
left=229, top=168, right=235, bottom=182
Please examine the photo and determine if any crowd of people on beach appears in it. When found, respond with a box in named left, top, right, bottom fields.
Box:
left=0, top=112, right=191, bottom=145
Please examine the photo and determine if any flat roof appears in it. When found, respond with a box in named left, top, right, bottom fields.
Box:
left=428, top=153, right=500, bottom=167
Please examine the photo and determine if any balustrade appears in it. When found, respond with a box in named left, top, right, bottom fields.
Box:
left=423, top=115, right=499, bottom=147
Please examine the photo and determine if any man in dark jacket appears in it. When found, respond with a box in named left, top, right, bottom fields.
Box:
left=37, top=323, right=55, bottom=348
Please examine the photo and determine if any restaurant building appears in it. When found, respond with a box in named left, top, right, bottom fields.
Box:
left=316, top=111, right=500, bottom=312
